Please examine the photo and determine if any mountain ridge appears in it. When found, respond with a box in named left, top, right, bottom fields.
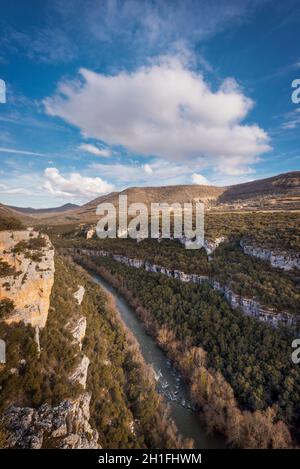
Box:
left=1, top=171, right=299, bottom=225
left=8, top=203, right=79, bottom=215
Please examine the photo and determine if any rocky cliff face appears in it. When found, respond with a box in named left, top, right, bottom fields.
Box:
left=203, top=236, right=227, bottom=255
left=0, top=229, right=55, bottom=328
left=240, top=240, right=300, bottom=271
left=69, top=355, right=90, bottom=389
left=177, top=235, right=226, bottom=253
left=0, top=241, right=99, bottom=449
left=72, top=248, right=297, bottom=329
left=4, top=393, right=99, bottom=449
left=70, top=316, right=87, bottom=350
left=68, top=293, right=90, bottom=390
left=73, top=285, right=85, bottom=305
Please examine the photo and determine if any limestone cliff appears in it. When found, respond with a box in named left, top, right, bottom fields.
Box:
left=240, top=239, right=300, bottom=271
left=0, top=251, right=98, bottom=449
left=0, top=229, right=55, bottom=328
left=3, top=393, right=99, bottom=449
left=69, top=355, right=90, bottom=389
left=179, top=235, right=227, bottom=254
left=73, top=285, right=85, bottom=305
left=70, top=316, right=87, bottom=350
left=203, top=236, right=227, bottom=255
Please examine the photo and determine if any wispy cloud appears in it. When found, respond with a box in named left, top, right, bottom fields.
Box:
left=90, top=158, right=209, bottom=187
left=281, top=108, right=300, bottom=129
left=1, top=26, right=77, bottom=64
left=0, top=187, right=32, bottom=195
left=0, top=147, right=46, bottom=157
left=53, top=0, right=268, bottom=59
left=79, top=143, right=111, bottom=157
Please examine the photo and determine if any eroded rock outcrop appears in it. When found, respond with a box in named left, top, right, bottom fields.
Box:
left=69, top=355, right=90, bottom=389
left=70, top=316, right=87, bottom=350
left=73, top=285, right=85, bottom=305
left=3, top=393, right=99, bottom=449
left=204, top=236, right=227, bottom=255
left=177, top=235, right=227, bottom=253
left=210, top=280, right=295, bottom=327
left=240, top=239, right=300, bottom=271
left=86, top=228, right=95, bottom=240
left=0, top=229, right=55, bottom=328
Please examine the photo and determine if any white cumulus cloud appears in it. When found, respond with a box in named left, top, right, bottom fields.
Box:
left=143, top=163, right=153, bottom=174
left=44, top=55, right=271, bottom=175
left=43, top=167, right=113, bottom=201
left=192, top=173, right=210, bottom=185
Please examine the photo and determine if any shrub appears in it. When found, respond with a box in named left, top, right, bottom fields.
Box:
left=0, top=299, right=15, bottom=319
left=0, top=259, right=18, bottom=278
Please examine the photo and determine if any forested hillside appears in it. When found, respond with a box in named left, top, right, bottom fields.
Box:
left=53, top=231, right=300, bottom=317
left=73, top=253, right=300, bottom=448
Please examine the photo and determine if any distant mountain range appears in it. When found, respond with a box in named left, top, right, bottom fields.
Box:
left=1, top=171, right=299, bottom=226
left=8, top=203, right=79, bottom=215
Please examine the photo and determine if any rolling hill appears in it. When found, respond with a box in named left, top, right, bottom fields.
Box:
left=1, top=171, right=299, bottom=226
left=8, top=203, right=79, bottom=216
left=0, top=203, right=34, bottom=225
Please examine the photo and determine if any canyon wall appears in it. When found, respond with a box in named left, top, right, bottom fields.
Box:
left=0, top=229, right=55, bottom=328
left=240, top=239, right=300, bottom=271
left=71, top=248, right=297, bottom=329
left=1, top=234, right=99, bottom=449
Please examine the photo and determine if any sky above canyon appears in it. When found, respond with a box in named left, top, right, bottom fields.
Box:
left=0, top=0, right=299, bottom=207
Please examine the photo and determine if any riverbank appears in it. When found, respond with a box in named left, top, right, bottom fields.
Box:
left=88, top=268, right=225, bottom=449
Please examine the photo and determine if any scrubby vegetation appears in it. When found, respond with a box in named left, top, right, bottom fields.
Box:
left=11, top=235, right=47, bottom=262
left=0, top=257, right=82, bottom=411
left=0, top=299, right=15, bottom=319
left=0, top=321, right=41, bottom=409
left=74, top=254, right=300, bottom=448
left=0, top=216, right=24, bottom=232
left=0, top=259, right=19, bottom=278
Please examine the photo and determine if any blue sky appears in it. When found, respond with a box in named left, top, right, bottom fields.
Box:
left=0, top=0, right=299, bottom=207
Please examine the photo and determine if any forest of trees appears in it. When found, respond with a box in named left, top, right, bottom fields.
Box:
left=74, top=253, right=300, bottom=448
left=49, top=210, right=300, bottom=251
left=54, top=232, right=299, bottom=316
left=204, top=212, right=300, bottom=251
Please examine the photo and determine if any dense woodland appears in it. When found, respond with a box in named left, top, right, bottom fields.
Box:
left=74, top=253, right=300, bottom=448
left=47, top=210, right=300, bottom=251
left=53, top=231, right=300, bottom=315
left=205, top=212, right=300, bottom=251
